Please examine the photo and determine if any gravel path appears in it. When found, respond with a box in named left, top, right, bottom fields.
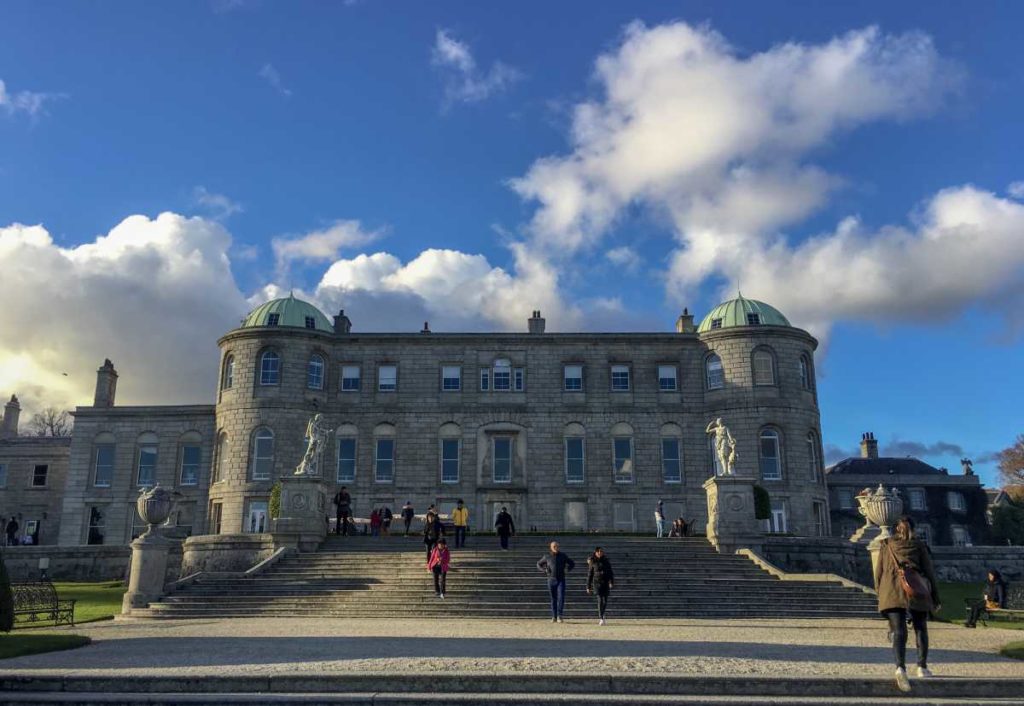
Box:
left=6, top=617, right=1021, bottom=678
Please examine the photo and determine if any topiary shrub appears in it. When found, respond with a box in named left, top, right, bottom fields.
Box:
left=269, top=482, right=282, bottom=520
left=0, top=550, right=13, bottom=633
left=753, top=484, right=771, bottom=521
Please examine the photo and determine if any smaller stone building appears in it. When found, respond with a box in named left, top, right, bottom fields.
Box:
left=0, top=395, right=72, bottom=545
left=826, top=432, right=989, bottom=546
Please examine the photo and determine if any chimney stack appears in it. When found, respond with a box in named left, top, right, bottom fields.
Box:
left=860, top=432, right=878, bottom=459
left=420, top=321, right=431, bottom=334
left=675, top=308, right=696, bottom=333
left=528, top=310, right=546, bottom=334
left=1, top=395, right=20, bottom=438
left=333, top=309, right=352, bottom=334
left=94, top=359, right=118, bottom=408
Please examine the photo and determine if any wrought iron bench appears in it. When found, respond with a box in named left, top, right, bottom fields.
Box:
left=12, top=581, right=77, bottom=627
left=966, top=584, right=1024, bottom=626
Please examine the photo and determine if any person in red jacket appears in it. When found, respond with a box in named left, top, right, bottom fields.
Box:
left=427, top=538, right=451, bottom=599
left=369, top=508, right=382, bottom=537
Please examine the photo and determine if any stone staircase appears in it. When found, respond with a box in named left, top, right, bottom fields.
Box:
left=144, top=535, right=878, bottom=619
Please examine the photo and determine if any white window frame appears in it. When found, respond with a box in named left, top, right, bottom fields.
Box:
left=947, top=491, right=966, bottom=512
left=838, top=487, right=854, bottom=509
left=251, top=429, right=274, bottom=481
left=492, top=437, right=513, bottom=483
left=93, top=444, right=115, bottom=488
left=87, top=506, right=106, bottom=545
left=706, top=354, right=724, bottom=390
left=658, top=365, right=678, bottom=392
left=610, top=365, right=630, bottom=392
left=378, top=365, right=397, bottom=392
left=613, top=436, right=634, bottom=483
left=753, top=350, right=775, bottom=386
left=661, top=437, right=682, bottom=483
left=479, top=368, right=490, bottom=391
left=246, top=500, right=269, bottom=533
left=179, top=444, right=201, bottom=486
left=799, top=354, right=812, bottom=390
left=440, top=438, right=460, bottom=484
left=812, top=501, right=827, bottom=537
left=513, top=367, right=525, bottom=391
left=492, top=359, right=512, bottom=391
left=336, top=437, right=357, bottom=483
left=441, top=366, right=461, bottom=391
left=307, top=354, right=325, bottom=390
left=222, top=355, right=234, bottom=390
left=908, top=488, right=927, bottom=511
left=564, top=437, right=585, bottom=484
left=375, top=438, right=395, bottom=483
left=135, top=447, right=156, bottom=487
left=563, top=364, right=583, bottom=391
left=259, top=350, right=280, bottom=386
left=766, top=499, right=788, bottom=533
left=759, top=429, right=782, bottom=481
left=806, top=433, right=821, bottom=482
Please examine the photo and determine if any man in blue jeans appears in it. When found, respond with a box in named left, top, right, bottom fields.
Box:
left=537, top=540, right=575, bottom=623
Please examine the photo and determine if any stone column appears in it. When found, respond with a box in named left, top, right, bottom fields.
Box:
left=274, top=475, right=330, bottom=552
left=703, top=475, right=765, bottom=554
left=122, top=530, right=173, bottom=613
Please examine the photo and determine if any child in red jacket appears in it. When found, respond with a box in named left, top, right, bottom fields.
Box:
left=427, top=538, right=450, bottom=598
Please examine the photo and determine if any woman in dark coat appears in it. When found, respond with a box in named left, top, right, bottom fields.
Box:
left=422, top=511, right=444, bottom=561
left=586, top=547, right=615, bottom=625
left=874, top=516, right=941, bottom=692
left=965, top=569, right=1007, bottom=628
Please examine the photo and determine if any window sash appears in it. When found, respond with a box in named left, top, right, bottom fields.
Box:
left=613, top=437, right=633, bottom=482
left=441, top=366, right=461, bottom=391
left=661, top=438, right=682, bottom=483
left=493, top=368, right=511, bottom=391
left=93, top=445, right=115, bottom=487
left=753, top=353, right=775, bottom=385
left=375, top=439, right=395, bottom=482
left=223, top=357, right=234, bottom=389
left=441, top=439, right=460, bottom=483
left=563, top=365, right=583, bottom=391
left=658, top=365, right=677, bottom=391
left=378, top=366, right=397, bottom=391
left=260, top=353, right=280, bottom=385
left=807, top=436, right=820, bottom=481
left=513, top=368, right=525, bottom=391
left=337, top=438, right=356, bottom=482
left=565, top=437, right=585, bottom=484
left=706, top=357, right=724, bottom=390
left=838, top=488, right=854, bottom=509
left=252, top=434, right=274, bottom=481
left=136, top=448, right=157, bottom=486
left=213, top=437, right=226, bottom=483
left=909, top=489, right=927, bottom=510
left=759, top=434, right=781, bottom=480
left=947, top=492, right=965, bottom=511
left=611, top=366, right=630, bottom=391
left=179, top=445, right=201, bottom=486
left=479, top=369, right=490, bottom=390
left=799, top=357, right=811, bottom=389
left=307, top=357, right=324, bottom=389
left=493, top=438, right=512, bottom=483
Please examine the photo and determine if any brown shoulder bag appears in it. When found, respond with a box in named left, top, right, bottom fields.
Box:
left=887, top=540, right=931, bottom=601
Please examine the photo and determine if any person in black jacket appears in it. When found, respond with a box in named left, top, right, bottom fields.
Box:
left=537, top=541, right=575, bottom=622
left=965, top=569, right=1008, bottom=628
left=333, top=487, right=351, bottom=536
left=586, top=547, right=615, bottom=625
left=423, top=511, right=445, bottom=561
left=494, top=506, right=516, bottom=550
left=401, top=501, right=415, bottom=536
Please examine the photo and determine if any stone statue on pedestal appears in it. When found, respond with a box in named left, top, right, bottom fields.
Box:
left=705, top=417, right=737, bottom=476
left=295, top=413, right=333, bottom=477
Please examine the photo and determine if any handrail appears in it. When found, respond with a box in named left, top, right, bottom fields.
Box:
left=737, top=548, right=876, bottom=596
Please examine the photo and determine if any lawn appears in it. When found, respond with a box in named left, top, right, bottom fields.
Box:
left=0, top=634, right=91, bottom=659
left=14, top=581, right=126, bottom=629
left=935, top=581, right=1024, bottom=630
left=1001, top=641, right=1024, bottom=660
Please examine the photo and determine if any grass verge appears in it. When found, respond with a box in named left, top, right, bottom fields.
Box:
left=0, top=634, right=91, bottom=659
left=15, top=581, right=125, bottom=629
left=1000, top=641, right=1024, bottom=660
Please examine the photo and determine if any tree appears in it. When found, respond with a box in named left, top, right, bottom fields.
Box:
left=997, top=434, right=1024, bottom=487
left=991, top=501, right=1024, bottom=546
left=28, top=408, right=72, bottom=437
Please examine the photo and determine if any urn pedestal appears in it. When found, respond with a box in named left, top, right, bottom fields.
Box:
left=858, top=485, right=904, bottom=577
left=122, top=485, right=177, bottom=614
left=274, top=475, right=330, bottom=552
left=703, top=475, right=765, bottom=554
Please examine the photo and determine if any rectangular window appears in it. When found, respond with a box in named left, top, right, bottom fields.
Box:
left=513, top=368, right=525, bottom=391
left=661, top=438, right=682, bottom=483
left=0, top=463, right=6, bottom=488
left=947, top=491, right=966, bottom=512
left=87, top=506, right=105, bottom=545
left=838, top=488, right=854, bottom=509
left=952, top=525, right=971, bottom=547
left=246, top=500, right=269, bottom=533
left=493, top=366, right=511, bottom=391
left=179, top=445, right=201, bottom=486
left=563, top=364, right=583, bottom=391
left=479, top=369, right=490, bottom=390
left=267, top=313, right=280, bottom=326
left=441, top=439, right=460, bottom=483
left=136, top=446, right=157, bottom=486
left=304, top=316, right=316, bottom=330
left=337, top=438, right=356, bottom=482
left=565, top=437, right=585, bottom=484
left=441, top=366, right=461, bottom=391
left=251, top=434, right=273, bottom=481
left=493, top=438, right=512, bottom=483
left=908, top=488, right=927, bottom=511
left=378, top=365, right=397, bottom=392
left=31, top=464, right=48, bottom=487
left=746, top=313, right=761, bottom=326
left=611, top=365, right=630, bottom=391
left=753, top=352, right=775, bottom=385
left=375, top=438, right=395, bottom=482
left=613, top=437, right=633, bottom=483
left=341, top=365, right=361, bottom=391
left=658, top=365, right=678, bottom=392
left=92, top=445, right=115, bottom=488
left=765, top=499, right=788, bottom=533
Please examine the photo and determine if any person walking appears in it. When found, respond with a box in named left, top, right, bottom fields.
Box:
left=874, top=515, right=941, bottom=693
left=427, top=537, right=451, bottom=599
left=369, top=508, right=382, bottom=537
left=381, top=505, right=393, bottom=536
left=494, top=506, right=516, bottom=551
left=423, top=510, right=444, bottom=561
left=333, top=487, right=352, bottom=536
left=965, top=570, right=1007, bottom=628
left=537, top=540, right=575, bottom=623
left=401, top=501, right=415, bottom=536
left=452, top=499, right=470, bottom=548
left=654, top=500, right=665, bottom=538
left=586, top=546, right=615, bottom=625
left=5, top=516, right=19, bottom=547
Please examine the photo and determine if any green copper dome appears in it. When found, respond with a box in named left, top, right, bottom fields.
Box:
left=697, top=295, right=791, bottom=333
left=242, top=294, right=333, bottom=332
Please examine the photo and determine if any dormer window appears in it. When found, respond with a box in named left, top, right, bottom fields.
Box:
left=267, top=313, right=280, bottom=326
left=710, top=318, right=723, bottom=330
left=304, top=316, right=316, bottom=329
left=746, top=313, right=761, bottom=325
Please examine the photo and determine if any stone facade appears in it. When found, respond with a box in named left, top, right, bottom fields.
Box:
left=0, top=435, right=71, bottom=546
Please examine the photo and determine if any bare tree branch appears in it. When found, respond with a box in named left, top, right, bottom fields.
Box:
left=27, top=408, right=72, bottom=437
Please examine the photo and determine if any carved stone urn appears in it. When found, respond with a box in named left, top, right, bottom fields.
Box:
left=136, top=484, right=175, bottom=536
left=861, top=484, right=903, bottom=540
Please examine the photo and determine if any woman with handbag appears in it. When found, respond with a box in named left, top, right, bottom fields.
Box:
left=874, top=515, right=941, bottom=692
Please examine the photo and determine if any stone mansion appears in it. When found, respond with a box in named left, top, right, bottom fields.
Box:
left=1, top=294, right=832, bottom=546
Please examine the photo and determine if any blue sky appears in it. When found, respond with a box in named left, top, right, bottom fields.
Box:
left=1, top=1, right=1021, bottom=487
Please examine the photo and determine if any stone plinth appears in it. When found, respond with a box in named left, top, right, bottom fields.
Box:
left=703, top=475, right=765, bottom=554
left=274, top=475, right=330, bottom=551
left=122, top=530, right=173, bottom=614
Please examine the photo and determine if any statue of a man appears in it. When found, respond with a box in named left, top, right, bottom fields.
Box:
left=705, top=417, right=737, bottom=476
left=295, top=413, right=331, bottom=476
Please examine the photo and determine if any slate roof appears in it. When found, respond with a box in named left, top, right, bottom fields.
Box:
left=825, top=456, right=947, bottom=476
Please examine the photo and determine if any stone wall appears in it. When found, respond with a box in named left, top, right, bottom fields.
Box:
left=179, top=533, right=277, bottom=575
left=2, top=543, right=183, bottom=583
left=931, top=546, right=1024, bottom=583
left=0, top=436, right=72, bottom=545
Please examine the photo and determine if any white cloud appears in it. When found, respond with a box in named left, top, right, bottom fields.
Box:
left=193, top=186, right=243, bottom=220
left=604, top=246, right=642, bottom=274
left=0, top=78, right=61, bottom=118
left=431, top=29, right=522, bottom=108
left=271, top=220, right=384, bottom=278
left=1007, top=181, right=1024, bottom=200
left=258, top=63, right=292, bottom=97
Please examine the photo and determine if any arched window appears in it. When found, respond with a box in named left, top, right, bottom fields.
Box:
left=759, top=428, right=782, bottom=480
left=222, top=354, right=234, bottom=390
left=212, top=431, right=228, bottom=483
left=336, top=424, right=358, bottom=483
left=250, top=428, right=274, bottom=480
left=611, top=422, right=634, bottom=484
left=705, top=354, right=724, bottom=390
left=259, top=350, right=280, bottom=386
left=752, top=348, right=776, bottom=386
left=307, top=354, right=325, bottom=390
left=806, top=431, right=821, bottom=482
left=660, top=423, right=683, bottom=483
left=799, top=354, right=814, bottom=391
left=439, top=422, right=460, bottom=484
left=374, top=423, right=396, bottom=483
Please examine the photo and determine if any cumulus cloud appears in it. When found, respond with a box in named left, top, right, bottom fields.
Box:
left=271, top=220, right=384, bottom=279
left=258, top=63, right=291, bottom=97
left=193, top=186, right=243, bottom=220
left=432, top=29, right=522, bottom=108
left=0, top=78, right=62, bottom=118
left=604, top=246, right=642, bottom=274
left=1008, top=181, right=1024, bottom=200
